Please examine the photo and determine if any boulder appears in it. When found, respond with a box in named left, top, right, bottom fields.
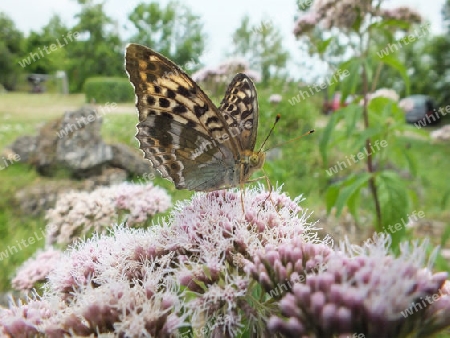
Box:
left=7, top=135, right=38, bottom=163
left=32, top=106, right=113, bottom=177
left=109, top=143, right=153, bottom=176
left=5, top=105, right=152, bottom=179
left=57, top=107, right=113, bottom=175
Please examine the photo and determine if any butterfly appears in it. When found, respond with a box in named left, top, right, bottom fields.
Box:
left=125, top=43, right=266, bottom=192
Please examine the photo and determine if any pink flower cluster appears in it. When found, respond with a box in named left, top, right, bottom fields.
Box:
left=114, top=182, right=172, bottom=225
left=45, top=182, right=171, bottom=246
left=293, top=0, right=423, bottom=35
left=359, top=88, right=400, bottom=105
left=192, top=58, right=262, bottom=83
left=2, top=188, right=450, bottom=337
left=1, top=188, right=314, bottom=337
left=247, top=235, right=450, bottom=337
left=11, top=248, right=62, bottom=291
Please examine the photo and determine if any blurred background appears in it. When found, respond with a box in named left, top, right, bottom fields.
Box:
left=0, top=0, right=449, bottom=312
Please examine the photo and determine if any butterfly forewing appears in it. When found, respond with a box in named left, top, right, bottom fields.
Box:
left=219, top=73, right=259, bottom=151
left=125, top=43, right=264, bottom=191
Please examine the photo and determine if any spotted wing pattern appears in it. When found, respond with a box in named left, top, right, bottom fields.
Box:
left=219, top=73, right=259, bottom=151
left=125, top=43, right=264, bottom=191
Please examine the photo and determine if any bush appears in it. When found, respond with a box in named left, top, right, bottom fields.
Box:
left=84, top=77, right=134, bottom=103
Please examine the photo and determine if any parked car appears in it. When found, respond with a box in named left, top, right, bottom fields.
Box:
left=322, top=92, right=353, bottom=114
left=400, top=95, right=440, bottom=126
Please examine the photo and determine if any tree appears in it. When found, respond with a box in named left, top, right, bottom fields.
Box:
left=372, top=29, right=434, bottom=99
left=66, top=0, right=123, bottom=92
left=128, top=1, right=205, bottom=69
left=23, top=15, right=70, bottom=75
left=229, top=15, right=289, bottom=85
left=0, top=13, right=25, bottom=90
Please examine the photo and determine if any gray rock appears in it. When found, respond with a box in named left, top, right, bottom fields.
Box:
left=7, top=135, right=38, bottom=163
left=32, top=106, right=112, bottom=177
left=109, top=143, right=153, bottom=176
left=55, top=107, right=113, bottom=175
left=5, top=105, right=150, bottom=179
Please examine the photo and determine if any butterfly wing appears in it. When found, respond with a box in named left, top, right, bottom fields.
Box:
left=219, top=73, right=259, bottom=152
left=125, top=43, right=243, bottom=191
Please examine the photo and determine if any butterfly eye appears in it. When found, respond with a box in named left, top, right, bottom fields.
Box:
left=249, top=154, right=259, bottom=166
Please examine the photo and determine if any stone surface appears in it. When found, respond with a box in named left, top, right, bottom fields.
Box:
left=6, top=135, right=38, bottom=163
left=109, top=143, right=153, bottom=176
left=31, top=117, right=61, bottom=176
left=4, top=105, right=153, bottom=180
left=55, top=107, right=112, bottom=175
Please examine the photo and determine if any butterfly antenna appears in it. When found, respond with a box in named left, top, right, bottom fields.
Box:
left=258, top=114, right=281, bottom=153
left=266, top=129, right=315, bottom=151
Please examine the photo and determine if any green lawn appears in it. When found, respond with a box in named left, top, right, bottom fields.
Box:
left=0, top=91, right=449, bottom=297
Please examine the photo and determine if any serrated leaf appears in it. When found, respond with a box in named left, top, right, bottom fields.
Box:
left=335, top=173, right=372, bottom=217
left=351, top=126, right=384, bottom=151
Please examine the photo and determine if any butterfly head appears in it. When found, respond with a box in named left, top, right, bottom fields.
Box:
left=248, top=151, right=266, bottom=171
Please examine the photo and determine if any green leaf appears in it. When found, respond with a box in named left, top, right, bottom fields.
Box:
left=343, top=104, right=363, bottom=138
left=339, top=57, right=363, bottom=101
left=440, top=223, right=450, bottom=248
left=316, top=37, right=333, bottom=54
left=376, top=171, right=410, bottom=249
left=402, top=150, right=418, bottom=177
left=326, top=184, right=340, bottom=214
left=351, top=126, right=384, bottom=151
left=364, top=57, right=374, bottom=84
left=375, top=53, right=410, bottom=96
left=335, top=173, right=372, bottom=217
left=319, top=111, right=344, bottom=165
left=441, top=189, right=450, bottom=209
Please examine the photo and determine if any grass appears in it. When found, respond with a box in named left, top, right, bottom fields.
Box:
left=0, top=91, right=449, bottom=299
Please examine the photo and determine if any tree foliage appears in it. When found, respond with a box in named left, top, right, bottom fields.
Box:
left=128, top=0, right=205, bottom=69
left=0, top=13, right=25, bottom=90
left=66, top=0, right=124, bottom=92
left=229, top=15, right=289, bottom=85
left=23, top=15, right=70, bottom=75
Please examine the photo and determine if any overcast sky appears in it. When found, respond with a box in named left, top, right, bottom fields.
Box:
left=0, top=0, right=445, bottom=79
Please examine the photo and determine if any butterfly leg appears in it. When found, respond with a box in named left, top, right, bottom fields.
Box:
left=240, top=183, right=245, bottom=214
left=254, top=169, right=282, bottom=217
